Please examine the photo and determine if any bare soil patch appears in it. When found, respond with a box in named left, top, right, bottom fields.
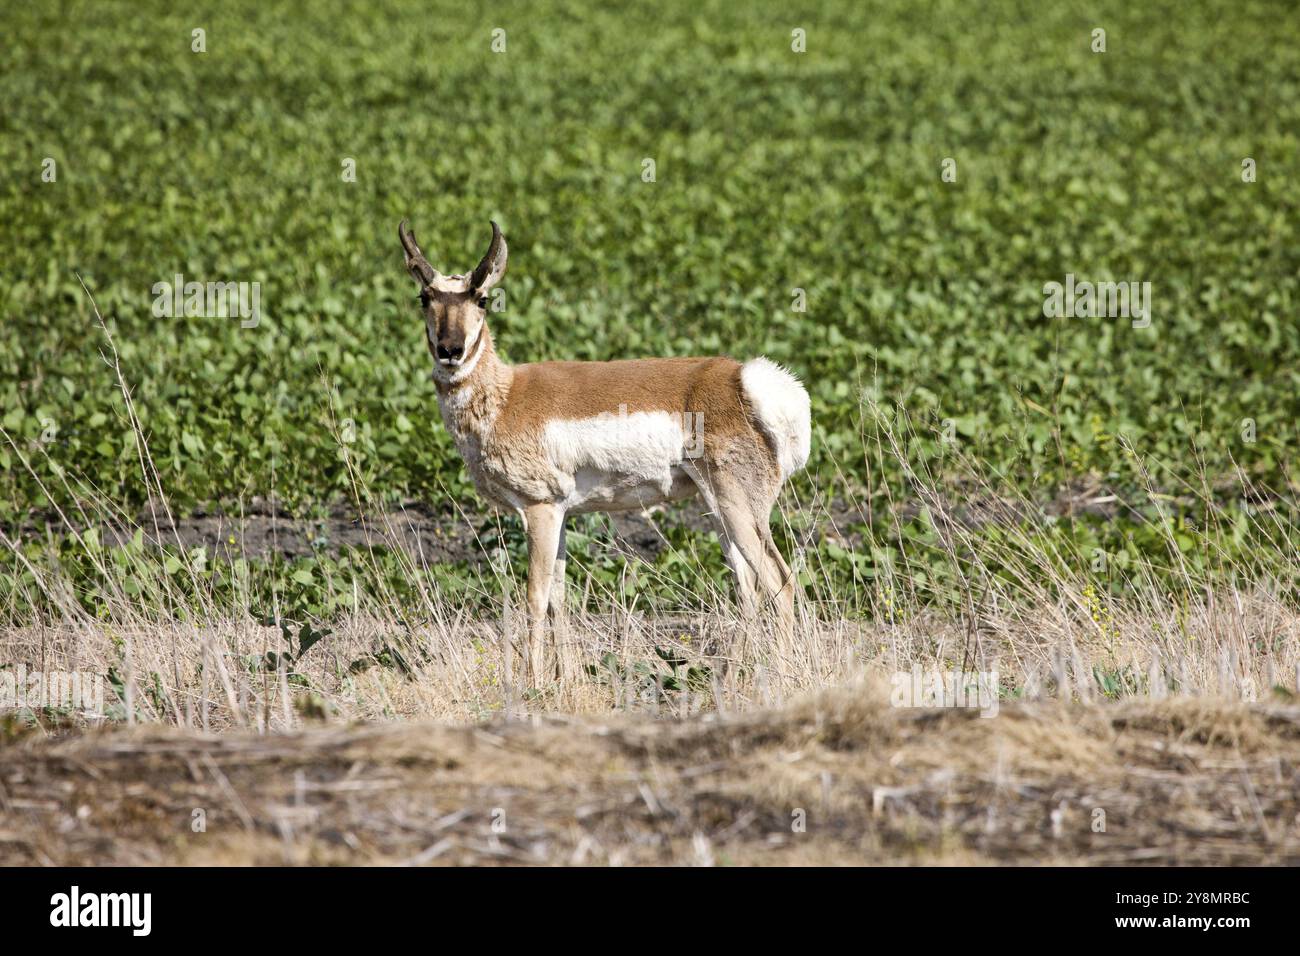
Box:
left=4, top=485, right=1132, bottom=565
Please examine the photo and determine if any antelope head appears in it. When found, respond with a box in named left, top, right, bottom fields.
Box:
left=398, top=219, right=508, bottom=380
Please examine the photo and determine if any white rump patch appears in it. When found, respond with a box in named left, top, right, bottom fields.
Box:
left=740, top=357, right=812, bottom=480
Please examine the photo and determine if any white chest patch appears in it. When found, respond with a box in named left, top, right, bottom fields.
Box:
left=436, top=387, right=474, bottom=444
left=438, top=384, right=475, bottom=419
left=542, top=409, right=696, bottom=512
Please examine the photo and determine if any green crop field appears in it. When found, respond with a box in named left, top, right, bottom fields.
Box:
left=1, top=0, right=1299, bottom=654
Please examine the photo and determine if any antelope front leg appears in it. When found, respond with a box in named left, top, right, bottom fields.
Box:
left=549, top=523, right=568, bottom=665
left=522, top=502, right=563, bottom=687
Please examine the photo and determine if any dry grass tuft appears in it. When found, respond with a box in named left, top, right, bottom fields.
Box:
left=3, top=684, right=1298, bottom=866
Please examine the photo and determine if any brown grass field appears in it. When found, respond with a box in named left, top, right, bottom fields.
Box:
left=3, top=682, right=1299, bottom=866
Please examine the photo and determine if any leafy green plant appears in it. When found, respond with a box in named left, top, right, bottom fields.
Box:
left=585, top=645, right=712, bottom=703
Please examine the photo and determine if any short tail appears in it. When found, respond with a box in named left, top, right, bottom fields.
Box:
left=740, top=357, right=811, bottom=481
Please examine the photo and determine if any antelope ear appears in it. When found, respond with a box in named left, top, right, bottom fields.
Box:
left=398, top=219, right=438, bottom=286
left=469, top=220, right=508, bottom=293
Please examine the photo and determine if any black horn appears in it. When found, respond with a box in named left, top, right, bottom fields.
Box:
left=398, top=219, right=438, bottom=286
left=469, top=220, right=508, bottom=292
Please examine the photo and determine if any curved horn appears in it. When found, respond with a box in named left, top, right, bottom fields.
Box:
left=469, top=220, right=508, bottom=292
left=398, top=219, right=438, bottom=285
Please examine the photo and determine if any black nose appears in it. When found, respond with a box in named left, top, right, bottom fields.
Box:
left=436, top=343, right=464, bottom=362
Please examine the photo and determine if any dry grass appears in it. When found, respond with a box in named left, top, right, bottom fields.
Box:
left=3, top=595, right=1298, bottom=732
left=3, top=683, right=1298, bottom=866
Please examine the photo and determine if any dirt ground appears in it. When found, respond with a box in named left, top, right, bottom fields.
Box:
left=7, top=484, right=1143, bottom=566
left=3, top=687, right=1297, bottom=866
left=11, top=499, right=722, bottom=565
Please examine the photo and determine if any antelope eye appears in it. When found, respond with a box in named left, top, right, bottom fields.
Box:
left=476, top=295, right=488, bottom=310
left=418, top=290, right=431, bottom=307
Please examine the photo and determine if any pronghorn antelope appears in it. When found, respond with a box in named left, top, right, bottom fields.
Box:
left=399, top=219, right=811, bottom=681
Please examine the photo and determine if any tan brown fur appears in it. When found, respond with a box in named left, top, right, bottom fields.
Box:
left=399, top=219, right=806, bottom=684
left=494, top=356, right=766, bottom=468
